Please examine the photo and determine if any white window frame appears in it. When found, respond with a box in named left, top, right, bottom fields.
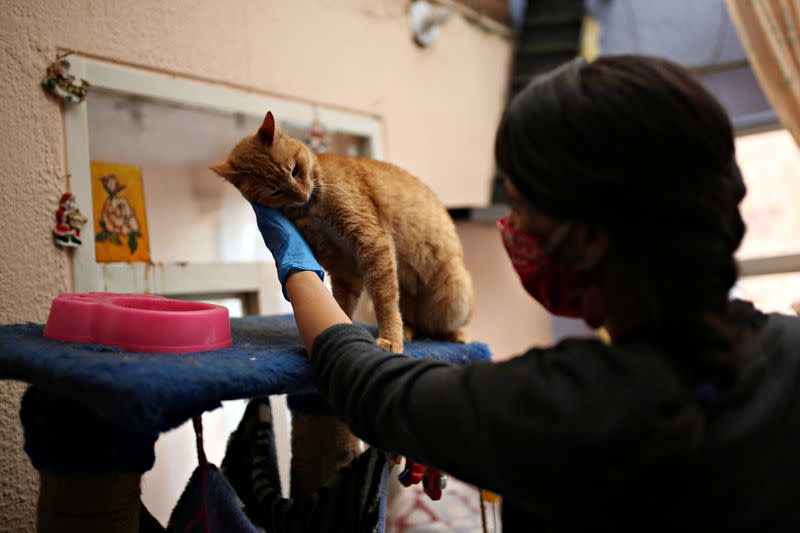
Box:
left=64, top=56, right=384, bottom=313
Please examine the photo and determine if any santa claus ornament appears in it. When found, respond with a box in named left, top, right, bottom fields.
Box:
left=53, top=193, right=88, bottom=247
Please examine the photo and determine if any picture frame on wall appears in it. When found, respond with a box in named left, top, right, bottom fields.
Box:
left=90, top=161, right=151, bottom=263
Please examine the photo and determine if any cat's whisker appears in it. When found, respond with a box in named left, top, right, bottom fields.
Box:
left=311, top=181, right=324, bottom=201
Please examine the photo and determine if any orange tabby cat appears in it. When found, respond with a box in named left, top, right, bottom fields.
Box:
left=210, top=111, right=473, bottom=353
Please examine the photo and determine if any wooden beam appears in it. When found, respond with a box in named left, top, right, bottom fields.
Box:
left=738, top=254, right=800, bottom=277
left=688, top=59, right=749, bottom=76
left=452, top=0, right=509, bottom=26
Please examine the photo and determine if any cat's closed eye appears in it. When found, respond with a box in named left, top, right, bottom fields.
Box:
left=270, top=190, right=283, bottom=197
left=291, top=164, right=300, bottom=178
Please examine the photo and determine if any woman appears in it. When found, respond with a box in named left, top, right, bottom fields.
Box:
left=252, top=55, right=800, bottom=531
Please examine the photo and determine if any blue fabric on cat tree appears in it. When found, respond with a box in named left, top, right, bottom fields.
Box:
left=0, top=314, right=491, bottom=471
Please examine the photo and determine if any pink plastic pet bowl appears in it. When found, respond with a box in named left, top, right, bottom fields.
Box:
left=44, top=292, right=232, bottom=353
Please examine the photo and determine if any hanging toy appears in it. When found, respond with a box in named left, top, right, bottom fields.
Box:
left=398, top=458, right=427, bottom=487
left=53, top=192, right=88, bottom=247
left=422, top=467, right=446, bottom=501
left=42, top=58, right=90, bottom=103
left=303, top=113, right=328, bottom=153
left=397, top=458, right=447, bottom=501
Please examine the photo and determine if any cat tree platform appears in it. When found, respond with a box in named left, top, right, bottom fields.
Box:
left=0, top=314, right=491, bottom=532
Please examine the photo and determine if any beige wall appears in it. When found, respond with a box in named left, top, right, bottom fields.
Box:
left=139, top=164, right=229, bottom=263
left=0, top=1, right=511, bottom=528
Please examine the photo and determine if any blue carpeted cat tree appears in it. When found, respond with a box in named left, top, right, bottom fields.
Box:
left=0, top=314, right=490, bottom=532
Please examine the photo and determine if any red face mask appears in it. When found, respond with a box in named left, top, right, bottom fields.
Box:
left=498, top=216, right=606, bottom=328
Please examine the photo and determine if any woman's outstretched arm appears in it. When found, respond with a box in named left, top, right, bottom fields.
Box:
left=285, top=270, right=351, bottom=355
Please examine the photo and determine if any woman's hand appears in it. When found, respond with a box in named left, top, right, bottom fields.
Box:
left=251, top=203, right=324, bottom=300
left=251, top=202, right=351, bottom=353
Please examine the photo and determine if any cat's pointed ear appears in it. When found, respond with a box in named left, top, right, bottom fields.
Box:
left=258, top=111, right=276, bottom=145
left=209, top=162, right=239, bottom=181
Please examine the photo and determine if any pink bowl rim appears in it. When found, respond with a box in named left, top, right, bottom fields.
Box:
left=106, top=296, right=224, bottom=315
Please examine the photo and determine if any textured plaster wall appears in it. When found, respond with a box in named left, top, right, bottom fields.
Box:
left=0, top=0, right=511, bottom=528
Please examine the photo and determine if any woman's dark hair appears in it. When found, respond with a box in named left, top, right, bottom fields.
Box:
left=495, top=55, right=749, bottom=390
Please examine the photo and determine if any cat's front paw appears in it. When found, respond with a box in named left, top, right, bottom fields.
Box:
left=377, top=337, right=403, bottom=354
left=444, top=329, right=468, bottom=344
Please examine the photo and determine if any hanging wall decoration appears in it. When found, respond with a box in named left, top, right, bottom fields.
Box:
left=41, top=59, right=90, bottom=103
left=90, top=161, right=151, bottom=262
left=52, top=192, right=89, bottom=247
left=304, top=113, right=329, bottom=153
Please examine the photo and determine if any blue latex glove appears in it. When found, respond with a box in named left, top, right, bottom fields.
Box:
left=250, top=202, right=324, bottom=301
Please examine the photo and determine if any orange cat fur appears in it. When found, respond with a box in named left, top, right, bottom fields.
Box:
left=210, top=111, right=474, bottom=353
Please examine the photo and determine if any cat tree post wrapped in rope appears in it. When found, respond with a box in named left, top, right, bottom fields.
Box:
left=37, top=472, right=142, bottom=533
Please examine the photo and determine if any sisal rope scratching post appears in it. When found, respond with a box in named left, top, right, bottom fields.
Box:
left=37, top=471, right=142, bottom=533
left=290, top=412, right=363, bottom=498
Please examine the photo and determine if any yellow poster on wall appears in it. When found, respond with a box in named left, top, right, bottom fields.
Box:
left=90, top=161, right=151, bottom=263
